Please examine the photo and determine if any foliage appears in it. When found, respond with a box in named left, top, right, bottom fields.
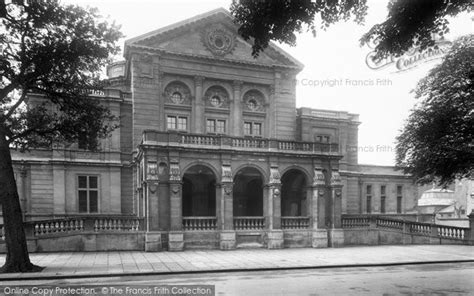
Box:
left=0, top=0, right=123, bottom=149
left=230, top=0, right=472, bottom=58
left=0, top=0, right=122, bottom=273
left=395, top=35, right=474, bottom=186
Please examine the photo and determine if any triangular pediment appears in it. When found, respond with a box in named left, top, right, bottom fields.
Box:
left=125, top=8, right=303, bottom=70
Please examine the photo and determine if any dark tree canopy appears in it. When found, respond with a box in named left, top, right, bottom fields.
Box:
left=0, top=0, right=122, bottom=272
left=1, top=0, right=122, bottom=150
left=230, top=0, right=473, bottom=58
left=395, top=35, right=474, bottom=186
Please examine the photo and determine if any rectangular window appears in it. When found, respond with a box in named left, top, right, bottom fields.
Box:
left=177, top=117, right=187, bottom=130
left=315, top=135, right=330, bottom=143
left=397, top=185, right=403, bottom=213
left=244, top=121, right=262, bottom=136
left=78, top=176, right=99, bottom=213
left=244, top=122, right=252, bottom=135
left=216, top=120, right=226, bottom=133
left=380, top=185, right=386, bottom=213
left=167, top=115, right=187, bottom=131
left=366, top=185, right=372, bottom=214
left=206, top=119, right=226, bottom=134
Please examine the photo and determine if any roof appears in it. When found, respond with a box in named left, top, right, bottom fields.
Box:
left=124, top=8, right=304, bottom=70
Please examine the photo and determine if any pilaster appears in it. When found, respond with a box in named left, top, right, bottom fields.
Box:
left=232, top=80, right=242, bottom=136
left=312, top=167, right=328, bottom=248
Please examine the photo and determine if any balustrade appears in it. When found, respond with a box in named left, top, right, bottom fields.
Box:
left=182, top=217, right=217, bottom=231
left=143, top=131, right=339, bottom=154
left=438, top=225, right=466, bottom=240
left=341, top=216, right=370, bottom=228
left=281, top=217, right=310, bottom=229
left=233, top=217, right=265, bottom=230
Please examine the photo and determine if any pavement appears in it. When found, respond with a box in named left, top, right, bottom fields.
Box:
left=0, top=245, right=472, bottom=281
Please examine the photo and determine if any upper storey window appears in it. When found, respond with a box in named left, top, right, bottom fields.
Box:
left=243, top=90, right=265, bottom=112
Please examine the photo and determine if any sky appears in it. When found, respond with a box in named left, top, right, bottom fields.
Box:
left=64, top=0, right=472, bottom=166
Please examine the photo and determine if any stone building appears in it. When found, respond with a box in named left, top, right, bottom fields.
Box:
left=9, top=8, right=418, bottom=251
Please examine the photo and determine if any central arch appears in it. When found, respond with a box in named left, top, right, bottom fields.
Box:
left=233, top=167, right=264, bottom=216
left=182, top=165, right=216, bottom=216
left=281, top=169, right=308, bottom=216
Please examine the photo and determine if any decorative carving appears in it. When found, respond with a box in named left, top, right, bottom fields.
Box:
left=147, top=162, right=159, bottom=181
left=334, top=189, right=342, bottom=197
left=169, top=162, right=181, bottom=182
left=194, top=76, right=204, bottom=87
left=171, top=184, right=181, bottom=195
left=273, top=188, right=281, bottom=197
left=269, top=85, right=275, bottom=95
left=222, top=165, right=233, bottom=183
left=233, top=80, right=242, bottom=92
left=269, top=167, right=281, bottom=184
left=243, top=90, right=265, bottom=112
left=204, top=85, right=229, bottom=108
left=224, top=185, right=233, bottom=195
left=164, top=81, right=191, bottom=105
left=149, top=184, right=158, bottom=193
left=331, top=170, right=342, bottom=187
left=313, top=168, right=326, bottom=186
left=202, top=24, right=236, bottom=56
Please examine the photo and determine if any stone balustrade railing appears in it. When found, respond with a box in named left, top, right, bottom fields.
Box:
left=281, top=217, right=310, bottom=229
left=183, top=216, right=217, bottom=231
left=342, top=214, right=470, bottom=242
left=438, top=224, right=466, bottom=240
left=234, top=216, right=265, bottom=230
left=0, top=216, right=144, bottom=239
left=142, top=130, right=339, bottom=154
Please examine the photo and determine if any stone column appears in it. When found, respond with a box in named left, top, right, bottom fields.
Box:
left=168, top=161, right=184, bottom=251
left=219, top=165, right=236, bottom=249
left=232, top=80, right=242, bottom=137
left=328, top=170, right=344, bottom=247
left=267, top=166, right=284, bottom=249
left=145, top=161, right=162, bottom=252
left=194, top=76, right=204, bottom=134
left=312, top=168, right=328, bottom=248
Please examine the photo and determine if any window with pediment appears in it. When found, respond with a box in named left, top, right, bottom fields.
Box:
left=164, top=81, right=191, bottom=105
left=204, top=86, right=229, bottom=108
left=243, top=90, right=265, bottom=112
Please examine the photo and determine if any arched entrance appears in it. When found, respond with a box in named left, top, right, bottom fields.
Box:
left=233, top=167, right=264, bottom=216
left=281, top=169, right=308, bottom=216
left=182, top=165, right=216, bottom=217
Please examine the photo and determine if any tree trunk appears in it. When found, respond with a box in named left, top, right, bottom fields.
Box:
left=0, top=132, right=42, bottom=273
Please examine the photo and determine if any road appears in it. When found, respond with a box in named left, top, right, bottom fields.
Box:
left=1, top=263, right=473, bottom=295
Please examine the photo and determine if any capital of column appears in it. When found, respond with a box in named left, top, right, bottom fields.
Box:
left=194, top=75, right=204, bottom=87
left=233, top=80, right=243, bottom=91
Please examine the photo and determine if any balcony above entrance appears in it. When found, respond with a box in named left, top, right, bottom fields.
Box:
left=141, top=130, right=340, bottom=156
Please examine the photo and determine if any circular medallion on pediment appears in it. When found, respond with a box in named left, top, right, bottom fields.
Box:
left=203, top=25, right=236, bottom=56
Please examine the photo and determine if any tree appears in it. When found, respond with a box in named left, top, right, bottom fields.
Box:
left=0, top=0, right=122, bottom=272
left=230, top=0, right=472, bottom=58
left=395, top=35, right=474, bottom=186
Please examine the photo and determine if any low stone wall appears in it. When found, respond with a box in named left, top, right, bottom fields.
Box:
left=0, top=232, right=145, bottom=253
left=183, top=231, right=219, bottom=249
left=283, top=230, right=312, bottom=248
left=343, top=228, right=472, bottom=246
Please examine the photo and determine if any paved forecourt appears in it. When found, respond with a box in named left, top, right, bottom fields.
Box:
left=0, top=245, right=472, bottom=280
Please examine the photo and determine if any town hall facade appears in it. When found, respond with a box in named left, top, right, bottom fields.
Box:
left=10, top=9, right=418, bottom=251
